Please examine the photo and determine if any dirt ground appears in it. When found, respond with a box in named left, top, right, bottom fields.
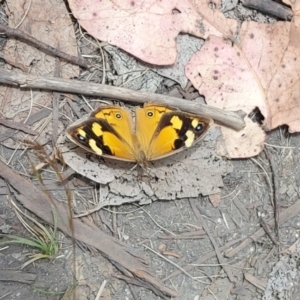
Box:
left=1, top=128, right=300, bottom=300
left=1, top=2, right=300, bottom=300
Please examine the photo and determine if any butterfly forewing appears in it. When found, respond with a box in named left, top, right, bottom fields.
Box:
left=66, top=118, right=137, bottom=161
left=146, top=112, right=212, bottom=160
left=91, top=106, right=135, bottom=149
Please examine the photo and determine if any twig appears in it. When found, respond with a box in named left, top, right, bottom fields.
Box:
left=260, top=218, right=279, bottom=246
left=189, top=199, right=236, bottom=284
left=0, top=119, right=37, bottom=135
left=241, top=0, right=293, bottom=20
left=0, top=24, right=90, bottom=69
left=162, top=238, right=241, bottom=282
left=225, top=200, right=300, bottom=258
left=143, top=244, right=208, bottom=284
left=52, top=59, right=60, bottom=147
left=264, top=147, right=280, bottom=242
left=95, top=280, right=107, bottom=300
left=137, top=205, right=176, bottom=236
left=0, top=69, right=246, bottom=131
left=0, top=107, right=50, bottom=142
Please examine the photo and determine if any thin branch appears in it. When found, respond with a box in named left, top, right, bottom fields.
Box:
left=0, top=24, right=90, bottom=69
left=0, top=69, right=246, bottom=130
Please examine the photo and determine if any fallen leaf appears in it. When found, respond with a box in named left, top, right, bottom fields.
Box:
left=186, top=35, right=266, bottom=157
left=68, top=0, right=237, bottom=65
left=186, top=3, right=300, bottom=157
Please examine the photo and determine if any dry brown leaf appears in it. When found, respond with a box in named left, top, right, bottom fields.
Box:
left=186, top=3, right=300, bottom=157
left=186, top=35, right=266, bottom=158
left=68, top=0, right=237, bottom=65
left=0, top=0, right=79, bottom=149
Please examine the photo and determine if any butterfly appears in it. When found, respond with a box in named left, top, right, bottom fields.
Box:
left=66, top=103, right=213, bottom=168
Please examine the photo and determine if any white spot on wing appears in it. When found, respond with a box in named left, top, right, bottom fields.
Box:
left=185, top=131, right=195, bottom=147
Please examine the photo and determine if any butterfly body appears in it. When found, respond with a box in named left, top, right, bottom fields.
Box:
left=66, top=104, right=212, bottom=167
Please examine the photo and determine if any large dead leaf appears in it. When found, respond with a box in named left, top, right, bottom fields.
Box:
left=68, top=0, right=237, bottom=65
left=0, top=0, right=79, bottom=149
left=186, top=2, right=300, bottom=157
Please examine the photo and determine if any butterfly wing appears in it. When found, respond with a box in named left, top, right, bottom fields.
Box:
left=66, top=106, right=137, bottom=161
left=91, top=106, right=134, bottom=147
left=135, top=104, right=174, bottom=153
left=136, top=107, right=213, bottom=161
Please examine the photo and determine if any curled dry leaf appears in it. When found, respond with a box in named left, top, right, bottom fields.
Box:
left=216, top=118, right=266, bottom=158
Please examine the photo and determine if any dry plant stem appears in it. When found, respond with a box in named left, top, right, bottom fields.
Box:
left=241, top=0, right=293, bottom=20
left=95, top=280, right=107, bottom=300
left=263, top=246, right=277, bottom=264
left=113, top=273, right=145, bottom=287
left=0, top=69, right=246, bottom=131
left=99, top=210, right=114, bottom=233
left=225, top=199, right=300, bottom=258
left=0, top=161, right=177, bottom=298
left=158, top=230, right=205, bottom=239
left=0, top=270, right=36, bottom=284
left=0, top=107, right=50, bottom=142
left=244, top=273, right=267, bottom=290
left=264, top=147, right=280, bottom=242
left=112, top=207, right=117, bottom=237
left=0, top=24, right=90, bottom=69
left=189, top=199, right=236, bottom=284
left=128, top=284, right=139, bottom=300
left=0, top=119, right=37, bottom=135
left=52, top=61, right=60, bottom=147
left=162, top=238, right=241, bottom=282
left=143, top=244, right=202, bottom=283
left=260, top=218, right=279, bottom=246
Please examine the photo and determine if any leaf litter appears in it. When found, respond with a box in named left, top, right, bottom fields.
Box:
left=1, top=0, right=300, bottom=299
left=0, top=0, right=79, bottom=149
